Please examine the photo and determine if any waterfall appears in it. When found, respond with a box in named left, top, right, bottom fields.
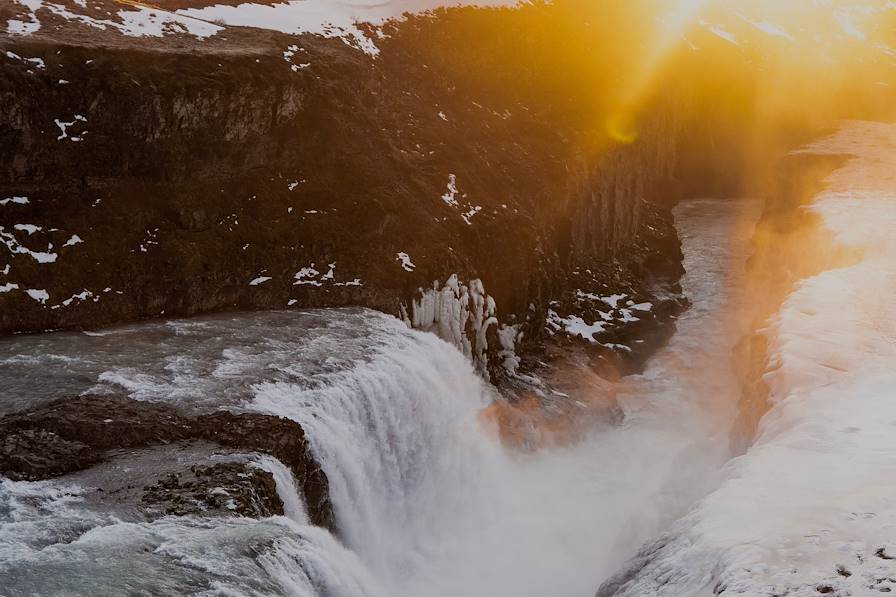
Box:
left=0, top=200, right=756, bottom=597
left=237, top=199, right=759, bottom=597
left=248, top=314, right=504, bottom=585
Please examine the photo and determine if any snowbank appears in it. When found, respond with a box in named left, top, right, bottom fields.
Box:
left=601, top=121, right=896, bottom=596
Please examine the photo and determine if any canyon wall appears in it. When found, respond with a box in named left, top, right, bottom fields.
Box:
left=0, top=0, right=754, bottom=379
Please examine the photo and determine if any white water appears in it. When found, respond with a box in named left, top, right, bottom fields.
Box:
left=0, top=199, right=759, bottom=596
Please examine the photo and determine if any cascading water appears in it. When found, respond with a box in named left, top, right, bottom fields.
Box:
left=0, top=198, right=760, bottom=597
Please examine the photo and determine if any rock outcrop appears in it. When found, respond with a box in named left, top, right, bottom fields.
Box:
left=0, top=394, right=334, bottom=530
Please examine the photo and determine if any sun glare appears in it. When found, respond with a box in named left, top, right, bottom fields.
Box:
left=598, top=0, right=896, bottom=147
left=603, top=0, right=708, bottom=144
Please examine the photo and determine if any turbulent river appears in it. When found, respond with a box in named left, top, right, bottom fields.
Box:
left=0, top=199, right=761, bottom=597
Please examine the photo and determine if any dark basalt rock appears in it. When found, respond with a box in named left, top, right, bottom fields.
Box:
left=141, top=463, right=284, bottom=519
left=0, top=395, right=335, bottom=531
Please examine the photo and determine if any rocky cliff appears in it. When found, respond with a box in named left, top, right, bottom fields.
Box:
left=0, top=0, right=761, bottom=384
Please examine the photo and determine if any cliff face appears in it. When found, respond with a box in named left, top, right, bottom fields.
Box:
left=0, top=0, right=745, bottom=378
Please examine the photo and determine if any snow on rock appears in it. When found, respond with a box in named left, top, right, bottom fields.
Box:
left=547, top=309, right=607, bottom=342
left=249, top=276, right=272, bottom=286
left=50, top=289, right=96, bottom=309
left=12, top=224, right=41, bottom=235
left=441, top=173, right=460, bottom=208
left=0, top=196, right=29, bottom=206
left=497, top=323, right=521, bottom=376
left=0, top=226, right=57, bottom=263
left=628, top=301, right=653, bottom=312
left=335, top=278, right=363, bottom=287
left=177, top=0, right=522, bottom=57
left=411, top=274, right=497, bottom=376
left=54, top=115, right=87, bottom=142
left=283, top=44, right=311, bottom=71
left=598, top=292, right=627, bottom=308
left=461, top=205, right=482, bottom=225
left=440, top=174, right=483, bottom=225
left=293, top=262, right=360, bottom=287
left=396, top=251, right=415, bottom=272
left=601, top=121, right=896, bottom=597
left=318, top=263, right=333, bottom=280
left=7, top=0, right=222, bottom=39
left=24, top=289, right=49, bottom=304
left=115, top=6, right=222, bottom=39
left=6, top=0, right=41, bottom=36
left=4, top=50, right=44, bottom=69
left=293, top=264, right=321, bottom=286
left=547, top=290, right=651, bottom=347
left=0, top=283, right=18, bottom=293
left=62, top=234, right=83, bottom=247
left=7, top=19, right=39, bottom=35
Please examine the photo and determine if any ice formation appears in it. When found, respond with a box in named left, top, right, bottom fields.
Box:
left=411, top=274, right=497, bottom=376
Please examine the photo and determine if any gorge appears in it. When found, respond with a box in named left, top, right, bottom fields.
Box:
left=2, top=1, right=896, bottom=596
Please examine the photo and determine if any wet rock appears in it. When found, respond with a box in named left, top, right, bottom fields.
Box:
left=141, top=463, right=283, bottom=519
left=0, top=395, right=334, bottom=530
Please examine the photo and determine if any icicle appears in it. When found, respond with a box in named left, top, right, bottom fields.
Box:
left=409, top=274, right=508, bottom=378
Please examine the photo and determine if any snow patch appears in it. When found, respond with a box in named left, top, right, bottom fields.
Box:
left=0, top=226, right=57, bottom=263
left=293, top=264, right=321, bottom=286
left=396, top=252, right=415, bottom=272
left=440, top=174, right=483, bottom=225
left=441, top=174, right=460, bottom=208
left=293, top=262, right=361, bottom=287
left=50, top=289, right=96, bottom=309
left=5, top=50, right=44, bottom=69
left=54, top=115, right=87, bottom=142
left=13, top=224, right=41, bottom=235
left=8, top=0, right=221, bottom=40
left=25, top=289, right=49, bottom=304
left=546, top=310, right=607, bottom=342
left=178, top=0, right=524, bottom=56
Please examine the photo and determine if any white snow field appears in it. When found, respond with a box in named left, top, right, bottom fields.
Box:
left=602, top=121, right=896, bottom=597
